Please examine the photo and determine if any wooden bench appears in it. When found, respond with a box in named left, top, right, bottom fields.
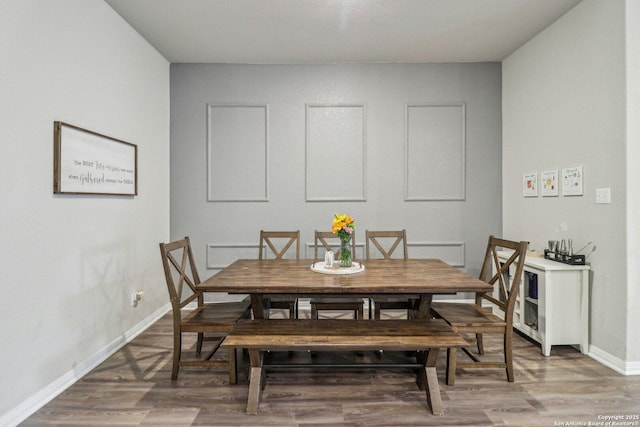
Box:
left=221, top=318, right=467, bottom=415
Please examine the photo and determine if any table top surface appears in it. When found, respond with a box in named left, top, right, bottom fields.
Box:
left=198, top=258, right=491, bottom=295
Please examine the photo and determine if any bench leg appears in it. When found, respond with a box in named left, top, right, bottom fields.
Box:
left=415, top=348, right=438, bottom=391
left=417, top=348, right=444, bottom=415
left=246, top=349, right=264, bottom=415
left=446, top=347, right=457, bottom=386
left=425, top=366, right=443, bottom=415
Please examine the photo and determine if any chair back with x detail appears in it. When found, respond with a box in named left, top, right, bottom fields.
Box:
left=365, top=229, right=408, bottom=259
left=159, top=236, right=250, bottom=382
left=258, top=230, right=300, bottom=318
left=313, top=230, right=356, bottom=261
left=310, top=231, right=363, bottom=319
left=259, top=230, right=300, bottom=260
left=430, top=235, right=528, bottom=384
left=366, top=230, right=413, bottom=319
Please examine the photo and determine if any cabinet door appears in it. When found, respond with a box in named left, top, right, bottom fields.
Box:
left=546, top=270, right=583, bottom=343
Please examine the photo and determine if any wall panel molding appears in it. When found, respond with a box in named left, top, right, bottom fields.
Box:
left=303, top=242, right=365, bottom=260
left=305, top=104, right=367, bottom=201
left=305, top=240, right=465, bottom=267
left=404, top=103, right=466, bottom=201
left=207, top=241, right=464, bottom=269
left=207, top=104, right=269, bottom=202
left=206, top=243, right=260, bottom=270
left=406, top=241, right=466, bottom=267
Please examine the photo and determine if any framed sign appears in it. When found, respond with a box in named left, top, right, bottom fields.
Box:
left=54, top=122, right=137, bottom=196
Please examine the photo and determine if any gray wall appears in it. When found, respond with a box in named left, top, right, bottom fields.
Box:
left=503, top=0, right=638, bottom=369
left=0, top=0, right=170, bottom=423
left=170, top=63, right=502, bottom=297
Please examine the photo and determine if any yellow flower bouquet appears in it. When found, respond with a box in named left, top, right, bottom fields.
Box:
left=332, top=213, right=355, bottom=266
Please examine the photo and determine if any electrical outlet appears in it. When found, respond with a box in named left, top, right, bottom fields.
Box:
left=595, top=188, right=611, bottom=204
left=131, top=290, right=144, bottom=307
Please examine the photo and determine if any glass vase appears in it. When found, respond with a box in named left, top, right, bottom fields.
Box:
left=339, top=236, right=352, bottom=267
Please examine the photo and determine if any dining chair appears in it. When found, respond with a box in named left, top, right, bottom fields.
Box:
left=366, top=229, right=417, bottom=320
left=309, top=231, right=365, bottom=319
left=159, top=236, right=251, bottom=383
left=430, top=235, right=528, bottom=384
left=259, top=230, right=300, bottom=318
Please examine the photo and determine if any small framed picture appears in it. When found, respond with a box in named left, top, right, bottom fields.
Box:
left=523, top=171, right=538, bottom=197
left=562, top=166, right=583, bottom=196
left=541, top=169, right=559, bottom=197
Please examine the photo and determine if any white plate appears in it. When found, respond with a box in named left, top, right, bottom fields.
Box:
left=310, top=261, right=365, bottom=275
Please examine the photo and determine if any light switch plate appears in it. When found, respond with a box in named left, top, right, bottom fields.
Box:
left=595, top=188, right=611, bottom=204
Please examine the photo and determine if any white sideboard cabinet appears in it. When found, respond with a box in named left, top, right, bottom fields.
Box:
left=494, top=252, right=590, bottom=356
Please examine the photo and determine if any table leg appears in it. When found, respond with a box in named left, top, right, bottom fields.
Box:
left=415, top=294, right=433, bottom=319
left=250, top=294, right=269, bottom=319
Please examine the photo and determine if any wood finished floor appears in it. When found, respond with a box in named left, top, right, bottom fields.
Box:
left=22, top=308, right=640, bottom=426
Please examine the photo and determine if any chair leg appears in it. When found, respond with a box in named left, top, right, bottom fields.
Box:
left=357, top=304, right=364, bottom=319
left=505, top=331, right=514, bottom=382
left=228, top=347, right=237, bottom=384
left=446, top=347, right=457, bottom=386
left=172, top=331, right=181, bottom=380
left=374, top=305, right=381, bottom=320
left=476, top=333, right=484, bottom=355
left=196, top=332, right=204, bottom=355
left=311, top=304, right=318, bottom=319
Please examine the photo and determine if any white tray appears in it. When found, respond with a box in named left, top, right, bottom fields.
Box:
left=310, top=261, right=365, bottom=275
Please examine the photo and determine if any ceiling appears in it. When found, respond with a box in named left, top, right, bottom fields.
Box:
left=105, top=0, right=582, bottom=64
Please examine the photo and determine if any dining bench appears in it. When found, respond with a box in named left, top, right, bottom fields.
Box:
left=221, top=318, right=467, bottom=415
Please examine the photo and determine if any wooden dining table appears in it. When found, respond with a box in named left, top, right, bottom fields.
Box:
left=200, top=258, right=491, bottom=415
left=198, top=258, right=492, bottom=319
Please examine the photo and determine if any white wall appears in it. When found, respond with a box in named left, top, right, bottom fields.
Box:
left=626, top=0, right=640, bottom=364
left=0, top=0, right=170, bottom=424
left=170, top=63, right=503, bottom=289
left=503, top=0, right=636, bottom=369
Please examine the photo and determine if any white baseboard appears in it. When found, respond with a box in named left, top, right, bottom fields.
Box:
left=589, top=345, right=640, bottom=376
left=0, top=303, right=171, bottom=427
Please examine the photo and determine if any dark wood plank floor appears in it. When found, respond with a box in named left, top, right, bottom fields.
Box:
left=22, top=308, right=640, bottom=426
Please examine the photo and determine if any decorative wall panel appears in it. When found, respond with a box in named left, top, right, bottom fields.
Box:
left=208, top=241, right=463, bottom=270
left=405, top=104, right=466, bottom=201
left=207, top=104, right=269, bottom=201
left=305, top=104, right=367, bottom=201
left=206, top=244, right=259, bottom=270
left=304, top=242, right=365, bottom=260
left=407, top=242, right=466, bottom=267
left=304, top=242, right=462, bottom=265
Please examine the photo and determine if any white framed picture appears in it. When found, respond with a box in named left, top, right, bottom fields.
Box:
left=541, top=169, right=559, bottom=197
left=522, top=171, right=538, bottom=197
left=562, top=166, right=583, bottom=196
